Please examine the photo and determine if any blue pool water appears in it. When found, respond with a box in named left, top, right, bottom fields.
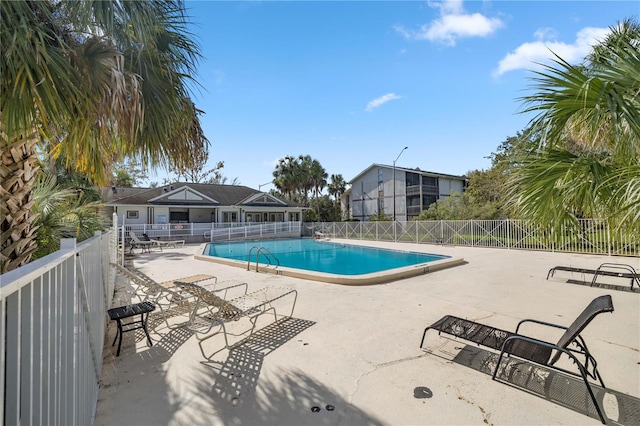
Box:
left=205, top=238, right=450, bottom=276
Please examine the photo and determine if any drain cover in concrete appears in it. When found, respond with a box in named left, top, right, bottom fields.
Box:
left=414, top=386, right=433, bottom=399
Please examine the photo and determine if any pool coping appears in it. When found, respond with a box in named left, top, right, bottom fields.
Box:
left=194, top=241, right=466, bottom=285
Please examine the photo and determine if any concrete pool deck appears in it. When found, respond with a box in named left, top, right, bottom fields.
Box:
left=95, top=240, right=640, bottom=425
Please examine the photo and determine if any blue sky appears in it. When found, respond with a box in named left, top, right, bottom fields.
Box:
left=151, top=0, right=639, bottom=190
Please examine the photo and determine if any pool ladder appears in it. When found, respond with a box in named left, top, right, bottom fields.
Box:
left=247, top=246, right=281, bottom=273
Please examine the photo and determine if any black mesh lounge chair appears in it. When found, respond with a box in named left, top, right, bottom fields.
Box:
left=420, top=295, right=614, bottom=424
left=547, top=262, right=639, bottom=290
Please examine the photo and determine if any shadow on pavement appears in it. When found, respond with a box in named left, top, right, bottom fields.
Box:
left=452, top=344, right=640, bottom=426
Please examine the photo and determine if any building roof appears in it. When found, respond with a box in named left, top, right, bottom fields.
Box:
left=102, top=182, right=303, bottom=208
left=347, top=163, right=468, bottom=184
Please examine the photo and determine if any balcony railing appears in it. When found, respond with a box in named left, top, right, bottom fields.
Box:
left=406, top=184, right=438, bottom=197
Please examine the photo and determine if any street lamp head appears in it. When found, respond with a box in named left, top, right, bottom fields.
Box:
left=393, top=146, right=409, bottom=165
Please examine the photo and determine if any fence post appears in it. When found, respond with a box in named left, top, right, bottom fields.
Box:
left=121, top=215, right=126, bottom=265
left=607, top=220, right=611, bottom=257
left=60, top=238, right=77, bottom=424
left=112, top=213, right=120, bottom=265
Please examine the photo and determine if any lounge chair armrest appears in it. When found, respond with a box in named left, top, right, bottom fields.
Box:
left=515, top=318, right=568, bottom=335
left=199, top=280, right=247, bottom=292
left=211, top=281, right=249, bottom=299
left=501, top=334, right=558, bottom=352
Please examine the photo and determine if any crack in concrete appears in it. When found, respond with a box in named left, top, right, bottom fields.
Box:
left=348, top=352, right=430, bottom=403
left=452, top=386, right=494, bottom=426
left=602, top=339, right=640, bottom=352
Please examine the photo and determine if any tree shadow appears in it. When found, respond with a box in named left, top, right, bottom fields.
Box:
left=97, top=322, right=197, bottom=425
left=97, top=317, right=385, bottom=425
left=182, top=317, right=385, bottom=426
left=450, top=344, right=640, bottom=425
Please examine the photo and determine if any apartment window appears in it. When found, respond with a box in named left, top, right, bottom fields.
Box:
left=423, top=176, right=437, bottom=186
left=423, top=195, right=438, bottom=208
left=406, top=172, right=420, bottom=186
left=126, top=210, right=139, bottom=219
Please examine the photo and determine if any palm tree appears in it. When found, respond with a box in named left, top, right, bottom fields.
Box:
left=297, top=155, right=314, bottom=204
left=309, top=159, right=328, bottom=200
left=507, top=18, right=640, bottom=238
left=328, top=174, right=347, bottom=200
left=273, top=156, right=298, bottom=200
left=1, top=1, right=207, bottom=272
left=31, top=174, right=105, bottom=260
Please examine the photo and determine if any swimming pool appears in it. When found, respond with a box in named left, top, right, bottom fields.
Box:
left=196, top=238, right=464, bottom=285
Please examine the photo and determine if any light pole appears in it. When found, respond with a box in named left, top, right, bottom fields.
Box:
left=259, top=181, right=272, bottom=191
left=392, top=146, right=408, bottom=222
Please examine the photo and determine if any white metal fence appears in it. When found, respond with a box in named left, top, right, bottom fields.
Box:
left=202, top=221, right=302, bottom=242
left=313, top=219, right=638, bottom=257
left=118, top=221, right=303, bottom=243
left=0, top=231, right=116, bottom=425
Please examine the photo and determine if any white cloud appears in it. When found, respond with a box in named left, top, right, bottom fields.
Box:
left=533, top=27, right=557, bottom=41
left=365, top=93, right=403, bottom=112
left=429, top=0, right=464, bottom=15
left=494, top=26, right=610, bottom=76
left=394, top=0, right=503, bottom=46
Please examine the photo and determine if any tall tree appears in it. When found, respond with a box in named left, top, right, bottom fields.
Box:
left=273, top=154, right=328, bottom=205
left=507, top=18, right=640, bottom=237
left=309, top=158, right=328, bottom=201
left=273, top=155, right=299, bottom=201
left=297, top=155, right=314, bottom=204
left=111, top=160, right=149, bottom=187
left=327, top=173, right=347, bottom=220
left=328, top=174, right=347, bottom=201
left=1, top=1, right=207, bottom=272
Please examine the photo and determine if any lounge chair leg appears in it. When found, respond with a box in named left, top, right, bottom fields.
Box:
left=574, top=362, right=606, bottom=424
left=419, top=327, right=431, bottom=348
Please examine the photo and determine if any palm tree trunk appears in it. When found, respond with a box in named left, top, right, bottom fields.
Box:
left=0, top=118, right=40, bottom=273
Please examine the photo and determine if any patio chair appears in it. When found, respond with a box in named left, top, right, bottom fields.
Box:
left=174, top=281, right=297, bottom=358
left=110, top=263, right=213, bottom=328
left=420, top=295, right=614, bottom=424
left=141, top=233, right=186, bottom=249
left=129, top=231, right=160, bottom=253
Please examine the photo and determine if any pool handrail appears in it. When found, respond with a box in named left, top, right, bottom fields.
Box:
left=247, top=246, right=281, bottom=272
